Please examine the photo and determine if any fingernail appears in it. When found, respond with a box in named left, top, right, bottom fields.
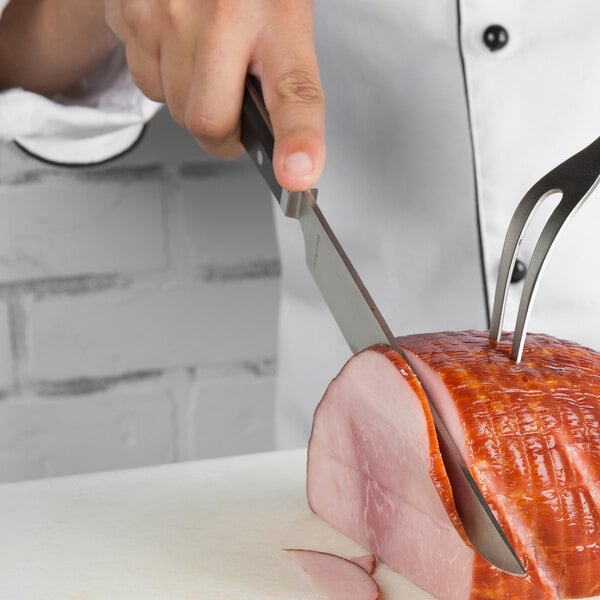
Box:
left=284, top=152, right=313, bottom=176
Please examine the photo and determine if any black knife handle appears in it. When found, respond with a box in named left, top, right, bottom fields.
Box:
left=241, top=76, right=284, bottom=204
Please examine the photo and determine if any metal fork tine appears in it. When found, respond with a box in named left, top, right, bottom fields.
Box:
left=489, top=135, right=600, bottom=362
left=511, top=192, right=590, bottom=361
left=488, top=182, right=557, bottom=343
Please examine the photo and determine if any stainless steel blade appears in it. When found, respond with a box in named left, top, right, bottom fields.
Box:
left=241, top=76, right=525, bottom=576
left=285, top=190, right=396, bottom=353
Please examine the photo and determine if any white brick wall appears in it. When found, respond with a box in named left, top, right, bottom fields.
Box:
left=184, top=371, right=276, bottom=459
left=0, top=109, right=280, bottom=483
left=27, top=279, right=278, bottom=381
left=0, top=379, right=176, bottom=482
left=173, top=165, right=279, bottom=270
left=0, top=170, right=167, bottom=282
left=0, top=300, right=13, bottom=389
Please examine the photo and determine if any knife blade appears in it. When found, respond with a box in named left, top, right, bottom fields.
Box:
left=240, top=75, right=525, bottom=576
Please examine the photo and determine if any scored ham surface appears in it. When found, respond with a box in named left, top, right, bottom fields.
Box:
left=306, top=330, right=600, bottom=600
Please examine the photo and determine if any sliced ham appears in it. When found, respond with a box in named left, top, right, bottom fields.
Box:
left=286, top=548, right=382, bottom=600
left=350, top=553, right=377, bottom=575
left=307, top=330, right=600, bottom=600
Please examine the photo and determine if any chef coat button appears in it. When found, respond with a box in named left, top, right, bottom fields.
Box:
left=511, top=259, right=527, bottom=283
left=483, top=25, right=509, bottom=51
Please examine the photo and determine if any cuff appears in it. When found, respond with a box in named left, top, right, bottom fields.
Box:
left=0, top=45, right=163, bottom=165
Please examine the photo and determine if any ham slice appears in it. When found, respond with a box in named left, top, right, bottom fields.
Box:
left=286, top=548, right=382, bottom=599
left=351, top=553, right=377, bottom=575
left=307, top=330, right=600, bottom=600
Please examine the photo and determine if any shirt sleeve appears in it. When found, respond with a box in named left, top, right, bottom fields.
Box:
left=0, top=1, right=163, bottom=165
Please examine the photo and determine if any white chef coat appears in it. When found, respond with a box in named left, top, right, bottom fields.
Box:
left=275, top=0, right=600, bottom=448
left=2, top=1, right=600, bottom=451
left=0, top=0, right=161, bottom=164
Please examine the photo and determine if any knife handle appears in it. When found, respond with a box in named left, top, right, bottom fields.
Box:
left=240, top=76, right=286, bottom=204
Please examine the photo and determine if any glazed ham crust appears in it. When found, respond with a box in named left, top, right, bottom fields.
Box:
left=307, top=330, right=600, bottom=600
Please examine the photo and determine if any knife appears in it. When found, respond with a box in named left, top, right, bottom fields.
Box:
left=240, top=75, right=525, bottom=576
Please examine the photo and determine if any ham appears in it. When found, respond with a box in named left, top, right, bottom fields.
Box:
left=306, top=330, right=600, bottom=600
left=350, top=553, right=377, bottom=575
left=286, top=549, right=382, bottom=599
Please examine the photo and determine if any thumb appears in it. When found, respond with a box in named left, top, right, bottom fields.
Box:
left=260, top=64, right=325, bottom=192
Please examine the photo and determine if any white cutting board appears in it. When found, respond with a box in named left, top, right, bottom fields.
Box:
left=0, top=449, right=433, bottom=599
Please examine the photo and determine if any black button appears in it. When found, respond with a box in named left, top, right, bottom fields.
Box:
left=483, top=25, right=509, bottom=51
left=511, top=259, right=527, bottom=283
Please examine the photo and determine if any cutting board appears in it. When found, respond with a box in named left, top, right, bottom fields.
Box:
left=0, top=449, right=433, bottom=599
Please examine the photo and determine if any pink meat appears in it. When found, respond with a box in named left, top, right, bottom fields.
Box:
left=306, top=330, right=600, bottom=600
left=351, top=553, right=377, bottom=575
left=286, top=549, right=382, bottom=600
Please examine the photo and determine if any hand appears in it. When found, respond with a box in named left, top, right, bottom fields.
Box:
left=104, top=0, right=325, bottom=191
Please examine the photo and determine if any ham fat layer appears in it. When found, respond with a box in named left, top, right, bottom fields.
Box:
left=306, top=330, right=600, bottom=600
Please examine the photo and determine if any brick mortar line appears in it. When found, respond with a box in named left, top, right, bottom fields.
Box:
left=160, top=177, right=174, bottom=272
left=0, top=158, right=255, bottom=188
left=0, top=257, right=280, bottom=300
left=0, top=273, right=133, bottom=299
left=6, top=295, right=28, bottom=393
left=0, top=163, right=167, bottom=187
left=34, top=368, right=164, bottom=397
left=199, top=258, right=281, bottom=282
left=26, top=358, right=277, bottom=398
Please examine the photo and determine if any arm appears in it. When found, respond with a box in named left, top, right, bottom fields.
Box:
left=0, top=0, right=119, bottom=96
